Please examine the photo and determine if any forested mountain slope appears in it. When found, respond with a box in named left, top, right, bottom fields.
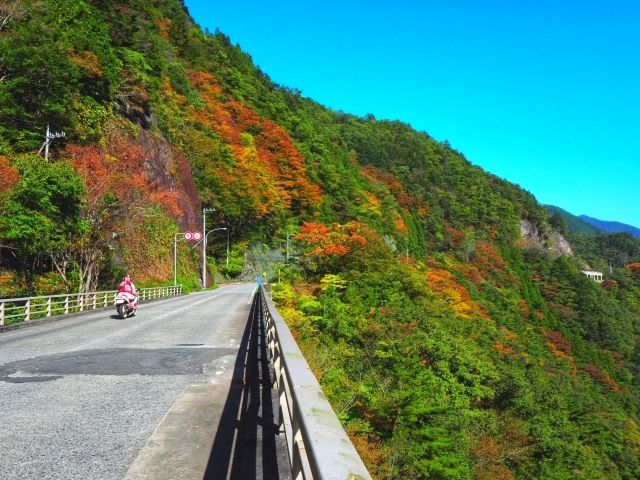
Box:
left=1, top=1, right=640, bottom=479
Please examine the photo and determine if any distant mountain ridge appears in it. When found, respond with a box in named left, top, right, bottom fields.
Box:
left=545, top=205, right=640, bottom=238
left=544, top=205, right=603, bottom=235
left=580, top=215, right=640, bottom=238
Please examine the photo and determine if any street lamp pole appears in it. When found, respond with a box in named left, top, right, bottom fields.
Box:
left=206, top=227, right=227, bottom=241
left=203, top=226, right=227, bottom=287
left=202, top=207, right=216, bottom=288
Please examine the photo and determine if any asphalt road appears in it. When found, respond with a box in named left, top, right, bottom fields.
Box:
left=0, top=283, right=258, bottom=480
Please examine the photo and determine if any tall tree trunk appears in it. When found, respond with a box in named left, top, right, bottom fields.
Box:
left=50, top=253, right=71, bottom=291
left=77, top=247, right=102, bottom=293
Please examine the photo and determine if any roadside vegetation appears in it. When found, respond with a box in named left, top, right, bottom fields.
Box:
left=1, top=1, right=639, bottom=478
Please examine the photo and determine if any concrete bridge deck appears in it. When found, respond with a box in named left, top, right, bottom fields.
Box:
left=0, top=284, right=289, bottom=479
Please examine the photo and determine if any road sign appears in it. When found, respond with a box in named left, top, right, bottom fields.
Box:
left=184, top=232, right=193, bottom=240
left=193, top=231, right=203, bottom=241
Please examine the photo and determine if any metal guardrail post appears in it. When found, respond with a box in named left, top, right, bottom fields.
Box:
left=258, top=286, right=372, bottom=480
left=1, top=302, right=4, bottom=325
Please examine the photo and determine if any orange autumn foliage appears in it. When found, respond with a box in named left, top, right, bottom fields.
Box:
left=65, top=139, right=182, bottom=219
left=296, top=221, right=368, bottom=258
left=459, top=264, right=484, bottom=286
left=544, top=330, right=572, bottom=356
left=443, top=223, right=465, bottom=249
left=471, top=423, right=530, bottom=480
left=582, top=364, right=623, bottom=393
left=543, top=330, right=577, bottom=374
left=392, top=210, right=409, bottom=235
left=474, top=240, right=506, bottom=272
left=361, top=165, right=424, bottom=210
left=626, top=262, right=640, bottom=279
left=156, top=17, right=171, bottom=40
left=184, top=70, right=321, bottom=218
left=65, top=145, right=109, bottom=199
left=346, top=429, right=388, bottom=477
left=149, top=190, right=181, bottom=217
left=626, top=262, right=640, bottom=271
left=425, top=267, right=488, bottom=319
left=494, top=328, right=528, bottom=361
left=61, top=135, right=185, bottom=286
left=0, top=156, right=20, bottom=193
left=493, top=341, right=518, bottom=357
left=470, top=436, right=501, bottom=462
left=518, top=299, right=531, bottom=318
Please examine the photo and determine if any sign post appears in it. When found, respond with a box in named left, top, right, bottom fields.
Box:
left=173, top=231, right=202, bottom=285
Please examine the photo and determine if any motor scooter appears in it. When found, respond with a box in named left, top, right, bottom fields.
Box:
left=115, top=292, right=137, bottom=319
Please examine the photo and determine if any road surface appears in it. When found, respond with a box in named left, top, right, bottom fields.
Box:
left=0, top=283, right=279, bottom=480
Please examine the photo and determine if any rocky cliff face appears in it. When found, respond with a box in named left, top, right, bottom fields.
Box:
left=520, top=219, right=573, bottom=257
left=136, top=129, right=201, bottom=232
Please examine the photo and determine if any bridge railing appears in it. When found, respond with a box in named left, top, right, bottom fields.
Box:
left=259, top=286, right=372, bottom=480
left=0, top=285, right=182, bottom=326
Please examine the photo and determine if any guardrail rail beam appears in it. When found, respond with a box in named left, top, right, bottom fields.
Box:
left=258, top=285, right=372, bottom=480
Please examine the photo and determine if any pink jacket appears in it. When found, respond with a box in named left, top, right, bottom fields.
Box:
left=118, top=280, right=136, bottom=295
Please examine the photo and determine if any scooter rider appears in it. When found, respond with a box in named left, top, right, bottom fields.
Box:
left=117, top=274, right=138, bottom=311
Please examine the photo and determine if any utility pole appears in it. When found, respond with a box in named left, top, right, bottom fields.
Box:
left=226, top=228, right=230, bottom=267
left=286, top=232, right=290, bottom=262
left=37, top=124, right=65, bottom=161
left=202, top=207, right=215, bottom=288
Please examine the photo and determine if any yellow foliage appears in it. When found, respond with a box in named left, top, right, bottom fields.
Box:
left=320, top=274, right=347, bottom=291
left=362, top=191, right=381, bottom=216
left=69, top=50, right=102, bottom=77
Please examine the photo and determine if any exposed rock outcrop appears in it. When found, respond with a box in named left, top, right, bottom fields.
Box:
left=520, top=219, right=573, bottom=257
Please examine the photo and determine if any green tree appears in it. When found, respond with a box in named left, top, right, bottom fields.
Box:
left=0, top=154, right=85, bottom=292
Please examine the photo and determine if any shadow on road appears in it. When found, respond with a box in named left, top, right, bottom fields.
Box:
left=204, top=294, right=289, bottom=479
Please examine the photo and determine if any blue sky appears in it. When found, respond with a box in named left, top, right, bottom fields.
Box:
left=184, top=0, right=640, bottom=227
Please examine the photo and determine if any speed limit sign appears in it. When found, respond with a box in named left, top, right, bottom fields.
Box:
left=184, top=231, right=193, bottom=240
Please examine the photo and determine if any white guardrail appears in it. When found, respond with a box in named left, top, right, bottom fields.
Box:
left=258, top=286, right=372, bottom=480
left=0, top=286, right=182, bottom=326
